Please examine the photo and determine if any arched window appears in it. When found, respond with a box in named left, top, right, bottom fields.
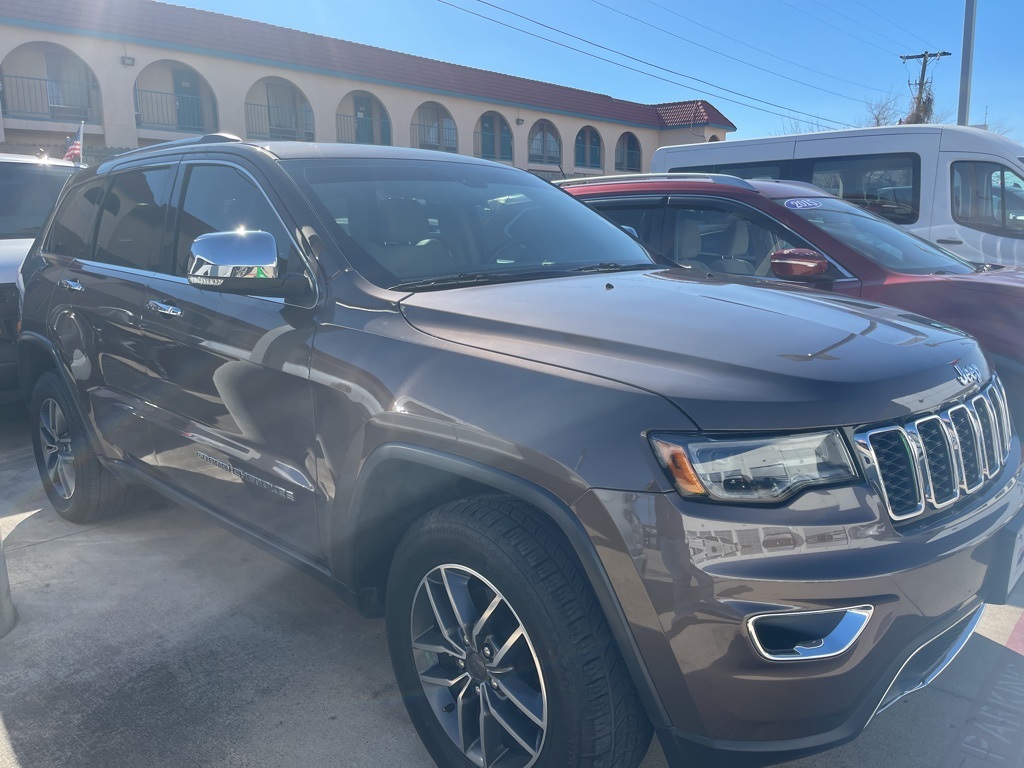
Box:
left=615, top=132, right=642, bottom=172
left=413, top=102, right=457, bottom=153
left=338, top=91, right=391, bottom=145
left=0, top=42, right=102, bottom=124
left=134, top=61, right=218, bottom=133
left=528, top=120, right=561, bottom=165
left=245, top=77, right=313, bottom=141
left=574, top=126, right=602, bottom=170
left=708, top=135, right=721, bottom=142
left=476, top=112, right=513, bottom=162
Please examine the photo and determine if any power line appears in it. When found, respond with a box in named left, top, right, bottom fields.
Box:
left=642, top=0, right=902, bottom=98
left=849, top=0, right=941, bottom=51
left=586, top=0, right=868, bottom=104
left=439, top=0, right=853, bottom=129
left=776, top=0, right=903, bottom=57
left=814, top=1, right=916, bottom=51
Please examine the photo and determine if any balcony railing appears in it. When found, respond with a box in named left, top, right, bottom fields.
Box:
left=336, top=113, right=391, bottom=145
left=474, top=131, right=513, bottom=162
left=0, top=74, right=101, bottom=124
left=135, top=88, right=217, bottom=133
left=245, top=102, right=314, bottom=141
left=411, top=123, right=458, bottom=153
left=615, top=148, right=642, bottom=172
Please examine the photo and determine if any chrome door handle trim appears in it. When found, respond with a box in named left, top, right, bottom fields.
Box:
left=58, top=279, right=84, bottom=292
left=147, top=300, right=183, bottom=318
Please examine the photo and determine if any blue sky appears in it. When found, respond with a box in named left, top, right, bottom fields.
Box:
left=175, top=0, right=1022, bottom=141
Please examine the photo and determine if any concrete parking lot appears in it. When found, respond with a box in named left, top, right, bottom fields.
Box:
left=1, top=403, right=1022, bottom=768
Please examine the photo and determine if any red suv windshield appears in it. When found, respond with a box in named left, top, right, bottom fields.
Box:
left=781, top=196, right=975, bottom=275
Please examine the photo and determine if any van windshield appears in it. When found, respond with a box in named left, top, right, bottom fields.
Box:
left=780, top=197, right=976, bottom=275
left=0, top=162, right=76, bottom=239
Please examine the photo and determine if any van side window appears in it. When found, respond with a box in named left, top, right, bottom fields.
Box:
left=668, top=162, right=781, bottom=180
left=809, top=153, right=919, bottom=225
left=952, top=161, right=1024, bottom=236
left=93, top=167, right=172, bottom=270
left=45, top=179, right=106, bottom=260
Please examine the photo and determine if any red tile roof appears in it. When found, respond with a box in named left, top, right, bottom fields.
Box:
left=1, top=0, right=736, bottom=131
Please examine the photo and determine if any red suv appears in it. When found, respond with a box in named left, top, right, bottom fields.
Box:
left=560, top=174, right=1024, bottom=427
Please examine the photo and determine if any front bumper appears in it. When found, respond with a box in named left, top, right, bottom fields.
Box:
left=572, top=440, right=1024, bottom=766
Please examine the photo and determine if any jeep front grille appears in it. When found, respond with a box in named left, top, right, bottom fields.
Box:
left=855, top=378, right=1013, bottom=526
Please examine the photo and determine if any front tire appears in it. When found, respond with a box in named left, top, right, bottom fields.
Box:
left=30, top=371, right=133, bottom=524
left=386, top=494, right=652, bottom=768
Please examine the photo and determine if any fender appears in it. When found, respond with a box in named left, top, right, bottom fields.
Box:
left=16, top=331, right=106, bottom=451
left=343, top=441, right=672, bottom=731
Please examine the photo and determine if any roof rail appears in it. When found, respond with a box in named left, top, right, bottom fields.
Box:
left=103, top=133, right=243, bottom=162
left=552, top=172, right=757, bottom=191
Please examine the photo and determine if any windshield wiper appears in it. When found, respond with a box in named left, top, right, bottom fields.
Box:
left=570, top=262, right=653, bottom=273
left=391, top=273, right=505, bottom=291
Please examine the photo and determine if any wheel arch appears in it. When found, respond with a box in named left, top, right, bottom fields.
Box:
left=342, top=442, right=672, bottom=730
left=17, top=331, right=103, bottom=452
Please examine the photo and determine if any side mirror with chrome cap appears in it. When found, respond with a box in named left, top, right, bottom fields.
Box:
left=188, top=230, right=308, bottom=299
left=770, top=248, right=832, bottom=281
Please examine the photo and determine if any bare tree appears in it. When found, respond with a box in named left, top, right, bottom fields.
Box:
left=860, top=94, right=903, bottom=127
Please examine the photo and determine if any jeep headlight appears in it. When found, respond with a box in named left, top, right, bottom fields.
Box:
left=650, top=431, right=857, bottom=503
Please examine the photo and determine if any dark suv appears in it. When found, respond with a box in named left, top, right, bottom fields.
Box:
left=18, top=136, right=1024, bottom=768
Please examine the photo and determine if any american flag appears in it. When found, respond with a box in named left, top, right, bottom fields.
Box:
left=64, top=123, right=83, bottom=162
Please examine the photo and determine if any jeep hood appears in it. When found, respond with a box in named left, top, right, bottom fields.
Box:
left=400, top=270, right=985, bottom=431
left=0, top=239, right=32, bottom=284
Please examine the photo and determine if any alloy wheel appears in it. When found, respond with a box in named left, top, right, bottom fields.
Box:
left=410, top=564, right=547, bottom=767
left=39, top=398, right=76, bottom=499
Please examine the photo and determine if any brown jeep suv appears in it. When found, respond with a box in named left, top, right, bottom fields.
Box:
left=18, top=136, right=1024, bottom=768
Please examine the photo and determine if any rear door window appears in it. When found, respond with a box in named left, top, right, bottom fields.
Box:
left=44, top=178, right=106, bottom=260
left=93, top=167, right=173, bottom=270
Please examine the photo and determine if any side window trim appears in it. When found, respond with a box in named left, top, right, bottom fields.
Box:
left=164, top=158, right=321, bottom=307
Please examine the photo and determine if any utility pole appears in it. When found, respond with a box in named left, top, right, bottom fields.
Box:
left=900, top=50, right=951, bottom=123
left=957, top=0, right=977, bottom=125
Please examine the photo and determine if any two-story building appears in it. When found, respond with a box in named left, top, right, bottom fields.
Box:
left=0, top=0, right=735, bottom=173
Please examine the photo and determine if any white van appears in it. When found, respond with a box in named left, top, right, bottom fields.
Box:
left=650, top=125, right=1024, bottom=266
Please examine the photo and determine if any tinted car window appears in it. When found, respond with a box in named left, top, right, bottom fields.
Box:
left=785, top=196, right=975, bottom=275
left=93, top=167, right=172, bottom=270
left=0, top=163, right=76, bottom=240
left=172, top=164, right=302, bottom=276
left=45, top=178, right=106, bottom=260
left=286, top=158, right=652, bottom=289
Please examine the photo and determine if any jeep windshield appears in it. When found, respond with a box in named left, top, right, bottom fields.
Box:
left=286, top=158, right=655, bottom=290
left=0, top=162, right=76, bottom=239
left=781, top=196, right=976, bottom=276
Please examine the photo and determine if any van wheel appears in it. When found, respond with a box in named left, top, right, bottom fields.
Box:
left=386, top=494, right=652, bottom=768
left=30, top=371, right=133, bottom=524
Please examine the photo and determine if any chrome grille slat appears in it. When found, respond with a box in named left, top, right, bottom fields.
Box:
left=856, top=381, right=1013, bottom=525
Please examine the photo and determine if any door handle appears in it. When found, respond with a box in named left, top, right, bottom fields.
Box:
left=936, top=238, right=963, bottom=245
left=147, top=300, right=183, bottom=318
left=58, top=278, right=84, bottom=292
